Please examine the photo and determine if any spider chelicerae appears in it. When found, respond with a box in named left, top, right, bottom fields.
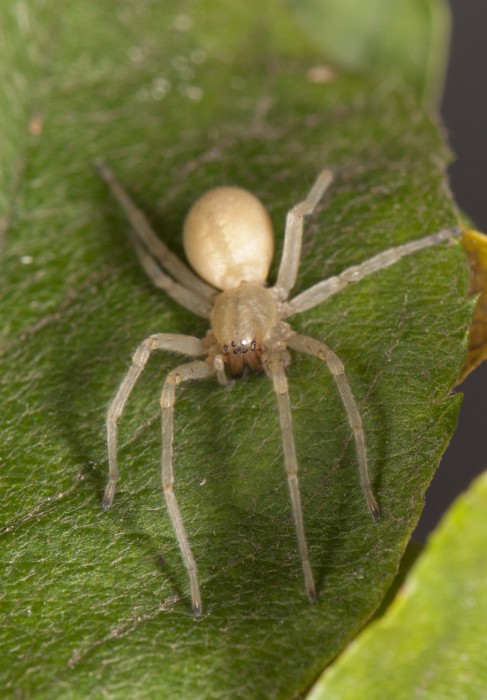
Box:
left=97, top=162, right=459, bottom=616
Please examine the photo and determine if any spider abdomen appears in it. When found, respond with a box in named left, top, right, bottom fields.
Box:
left=183, top=186, right=274, bottom=290
left=211, top=282, right=277, bottom=376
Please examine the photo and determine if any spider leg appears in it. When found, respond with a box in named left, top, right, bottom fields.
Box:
left=264, top=352, right=316, bottom=602
left=284, top=227, right=461, bottom=317
left=128, top=232, right=212, bottom=318
left=273, top=169, right=334, bottom=301
left=161, top=359, right=214, bottom=617
left=104, top=334, right=206, bottom=510
left=286, top=332, right=379, bottom=520
left=96, top=160, right=217, bottom=301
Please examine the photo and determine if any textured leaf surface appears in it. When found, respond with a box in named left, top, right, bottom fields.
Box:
left=0, top=1, right=470, bottom=698
left=307, top=470, right=487, bottom=700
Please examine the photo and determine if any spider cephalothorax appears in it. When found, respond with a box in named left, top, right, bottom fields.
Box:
left=211, top=282, right=276, bottom=376
left=98, top=162, right=459, bottom=616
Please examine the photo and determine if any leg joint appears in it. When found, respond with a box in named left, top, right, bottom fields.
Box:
left=132, top=337, right=157, bottom=366
left=319, top=350, right=344, bottom=375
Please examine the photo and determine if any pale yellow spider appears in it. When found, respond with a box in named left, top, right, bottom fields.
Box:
left=98, top=162, right=459, bottom=616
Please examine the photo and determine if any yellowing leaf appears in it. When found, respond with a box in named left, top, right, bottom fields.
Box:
left=459, top=230, right=487, bottom=381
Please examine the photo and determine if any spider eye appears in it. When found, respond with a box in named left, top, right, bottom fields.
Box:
left=222, top=337, right=256, bottom=355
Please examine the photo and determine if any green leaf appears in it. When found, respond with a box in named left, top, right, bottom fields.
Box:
left=0, top=1, right=470, bottom=698
left=288, top=0, right=450, bottom=105
left=307, top=471, right=487, bottom=699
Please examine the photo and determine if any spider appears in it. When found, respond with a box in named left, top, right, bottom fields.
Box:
left=97, top=162, right=459, bottom=616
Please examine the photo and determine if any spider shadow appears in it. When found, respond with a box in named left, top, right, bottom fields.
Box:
left=177, top=369, right=312, bottom=597
left=37, top=267, right=211, bottom=608
left=49, top=343, right=205, bottom=605
left=292, top=343, right=391, bottom=594
left=42, top=266, right=392, bottom=614
left=192, top=351, right=391, bottom=603
left=43, top=187, right=391, bottom=614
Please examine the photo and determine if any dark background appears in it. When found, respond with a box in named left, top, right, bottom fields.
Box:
left=414, top=0, right=487, bottom=540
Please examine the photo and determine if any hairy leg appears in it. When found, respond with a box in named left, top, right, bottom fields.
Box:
left=104, top=334, right=206, bottom=509
left=285, top=227, right=461, bottom=317
left=286, top=332, right=379, bottom=520
left=273, top=170, right=334, bottom=301
left=264, top=351, right=317, bottom=602
left=96, top=160, right=217, bottom=301
left=129, top=232, right=212, bottom=318
left=160, top=359, right=214, bottom=616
